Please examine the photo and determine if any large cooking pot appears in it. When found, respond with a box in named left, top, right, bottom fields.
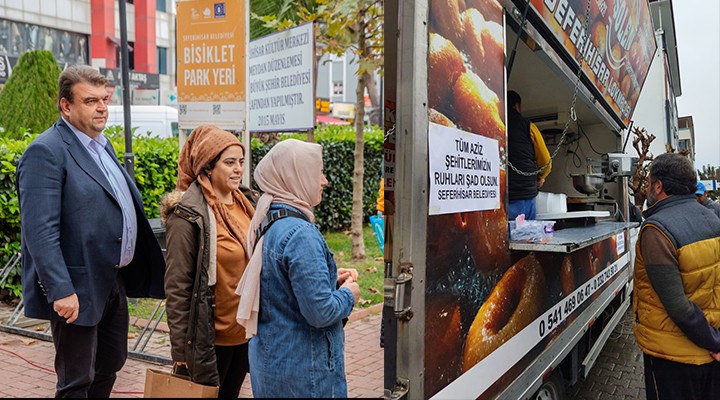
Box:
left=571, top=173, right=605, bottom=195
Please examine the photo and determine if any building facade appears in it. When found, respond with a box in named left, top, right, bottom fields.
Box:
left=630, top=0, right=682, bottom=158
left=0, top=0, right=378, bottom=124
left=0, top=0, right=178, bottom=106
left=677, top=115, right=695, bottom=162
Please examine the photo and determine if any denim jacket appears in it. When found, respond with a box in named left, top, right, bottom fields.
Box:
left=249, top=203, right=355, bottom=398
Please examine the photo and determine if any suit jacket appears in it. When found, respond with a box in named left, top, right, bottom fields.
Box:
left=17, top=119, right=165, bottom=327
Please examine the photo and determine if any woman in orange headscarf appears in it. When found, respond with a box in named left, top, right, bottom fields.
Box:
left=161, top=125, right=257, bottom=397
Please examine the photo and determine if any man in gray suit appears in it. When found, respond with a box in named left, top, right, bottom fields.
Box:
left=16, top=65, right=165, bottom=397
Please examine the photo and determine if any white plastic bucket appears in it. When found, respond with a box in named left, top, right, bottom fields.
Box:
left=536, top=192, right=567, bottom=214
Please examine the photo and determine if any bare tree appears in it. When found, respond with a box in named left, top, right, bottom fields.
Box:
left=629, top=127, right=655, bottom=207
left=252, top=0, right=384, bottom=258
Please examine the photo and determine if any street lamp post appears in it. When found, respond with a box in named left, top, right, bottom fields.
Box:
left=118, top=0, right=135, bottom=181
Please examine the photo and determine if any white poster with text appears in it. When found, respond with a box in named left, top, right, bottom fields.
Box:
left=428, top=123, right=500, bottom=215
left=248, top=22, right=314, bottom=132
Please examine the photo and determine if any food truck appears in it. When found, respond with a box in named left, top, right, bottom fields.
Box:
left=383, top=0, right=658, bottom=398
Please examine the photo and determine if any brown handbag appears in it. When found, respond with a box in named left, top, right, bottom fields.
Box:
left=143, top=367, right=219, bottom=398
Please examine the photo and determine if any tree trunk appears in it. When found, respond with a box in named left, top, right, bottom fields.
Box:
left=351, top=24, right=367, bottom=260
left=365, top=72, right=380, bottom=125
left=306, top=49, right=324, bottom=144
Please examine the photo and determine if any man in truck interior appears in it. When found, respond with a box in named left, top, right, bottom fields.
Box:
left=506, top=90, right=552, bottom=220
left=633, top=153, right=720, bottom=400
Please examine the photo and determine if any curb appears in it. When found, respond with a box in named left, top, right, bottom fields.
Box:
left=131, top=303, right=383, bottom=333
left=130, top=316, right=170, bottom=333
left=348, top=303, right=383, bottom=322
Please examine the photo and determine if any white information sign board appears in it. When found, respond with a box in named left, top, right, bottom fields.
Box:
left=428, top=123, right=501, bottom=215
left=248, top=22, right=315, bottom=132
left=700, top=180, right=718, bottom=191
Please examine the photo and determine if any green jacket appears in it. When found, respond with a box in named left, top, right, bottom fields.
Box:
left=161, top=182, right=258, bottom=385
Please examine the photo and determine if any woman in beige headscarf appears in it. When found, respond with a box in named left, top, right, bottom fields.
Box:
left=235, top=138, right=361, bottom=398
left=161, top=125, right=257, bottom=398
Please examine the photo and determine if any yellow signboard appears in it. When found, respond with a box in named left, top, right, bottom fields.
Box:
left=316, top=98, right=330, bottom=113
left=176, top=0, right=248, bottom=130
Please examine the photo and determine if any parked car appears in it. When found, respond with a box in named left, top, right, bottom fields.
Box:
left=105, top=105, right=179, bottom=139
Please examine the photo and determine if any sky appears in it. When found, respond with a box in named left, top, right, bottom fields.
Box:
left=672, top=0, right=720, bottom=168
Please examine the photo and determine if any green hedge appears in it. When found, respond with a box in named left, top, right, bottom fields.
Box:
left=0, top=136, right=29, bottom=298
left=104, top=126, right=181, bottom=219
left=0, top=125, right=382, bottom=297
left=251, top=126, right=383, bottom=232
left=0, top=50, right=61, bottom=138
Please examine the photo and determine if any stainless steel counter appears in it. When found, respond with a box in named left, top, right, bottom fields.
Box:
left=508, top=222, right=640, bottom=253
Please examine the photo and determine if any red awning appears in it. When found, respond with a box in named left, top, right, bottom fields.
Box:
left=316, top=114, right=350, bottom=126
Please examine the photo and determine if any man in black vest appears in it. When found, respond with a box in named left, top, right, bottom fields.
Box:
left=507, top=90, right=552, bottom=220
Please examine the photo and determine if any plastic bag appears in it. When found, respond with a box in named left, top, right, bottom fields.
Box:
left=369, top=214, right=385, bottom=255
left=509, top=215, right=555, bottom=242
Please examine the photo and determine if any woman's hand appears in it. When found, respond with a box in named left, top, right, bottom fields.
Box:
left=338, top=268, right=361, bottom=304
left=172, top=361, right=190, bottom=377
left=338, top=268, right=358, bottom=285
left=337, top=268, right=359, bottom=285
left=341, top=280, right=361, bottom=304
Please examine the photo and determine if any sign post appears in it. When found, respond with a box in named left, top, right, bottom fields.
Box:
left=176, top=0, right=250, bottom=182
left=119, top=0, right=134, bottom=181
left=176, top=0, right=249, bottom=131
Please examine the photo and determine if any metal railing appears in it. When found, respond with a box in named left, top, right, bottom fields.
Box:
left=0, top=220, right=172, bottom=365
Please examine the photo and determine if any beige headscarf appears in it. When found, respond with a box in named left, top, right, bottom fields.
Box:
left=176, top=124, right=255, bottom=247
left=235, top=138, right=324, bottom=338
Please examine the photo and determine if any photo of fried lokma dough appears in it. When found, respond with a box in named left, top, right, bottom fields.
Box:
left=428, top=33, right=467, bottom=113
left=427, top=0, right=506, bottom=139
left=464, top=0, right=503, bottom=25
left=429, top=108, right=457, bottom=128
left=453, top=70, right=505, bottom=142
left=590, top=20, right=607, bottom=58
left=463, top=255, right=546, bottom=369
left=430, top=0, right=466, bottom=48
left=466, top=168, right=511, bottom=275
left=463, top=8, right=504, bottom=95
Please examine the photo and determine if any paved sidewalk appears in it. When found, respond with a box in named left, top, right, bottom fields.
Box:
left=570, top=304, right=646, bottom=399
left=0, top=306, right=383, bottom=398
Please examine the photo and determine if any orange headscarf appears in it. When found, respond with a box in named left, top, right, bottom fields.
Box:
left=176, top=124, right=255, bottom=247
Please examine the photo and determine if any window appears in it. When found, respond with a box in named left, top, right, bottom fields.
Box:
left=333, top=81, right=343, bottom=96
left=171, top=122, right=179, bottom=138
left=114, top=41, right=134, bottom=71
left=128, top=41, right=135, bottom=70
left=157, top=0, right=166, bottom=12
left=157, top=46, right=168, bottom=75
left=678, top=139, right=689, bottom=151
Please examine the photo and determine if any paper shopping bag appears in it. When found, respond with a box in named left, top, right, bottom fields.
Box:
left=143, top=368, right=219, bottom=398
